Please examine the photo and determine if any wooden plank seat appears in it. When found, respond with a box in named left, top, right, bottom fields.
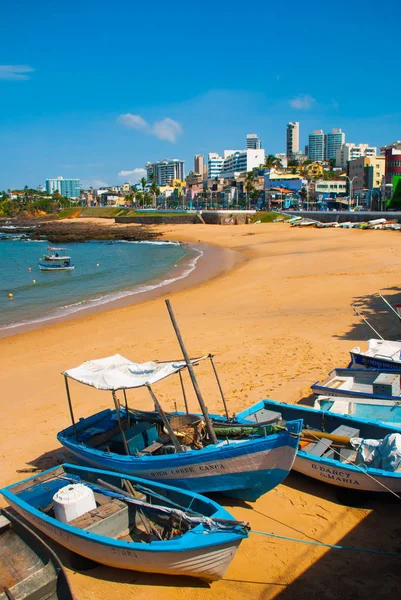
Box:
left=69, top=498, right=129, bottom=539
left=303, top=424, right=361, bottom=458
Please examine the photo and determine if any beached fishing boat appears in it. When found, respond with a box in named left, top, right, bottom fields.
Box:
left=0, top=507, right=73, bottom=599
left=235, top=399, right=401, bottom=492
left=312, top=367, right=401, bottom=401
left=314, top=395, right=401, bottom=428
left=57, top=353, right=302, bottom=501
left=1, top=463, right=250, bottom=581
left=349, top=338, right=401, bottom=371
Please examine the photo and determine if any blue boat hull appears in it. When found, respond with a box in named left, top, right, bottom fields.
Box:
left=349, top=351, right=401, bottom=372
left=57, top=410, right=302, bottom=501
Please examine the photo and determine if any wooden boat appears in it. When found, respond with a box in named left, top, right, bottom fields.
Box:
left=235, top=399, right=401, bottom=492
left=57, top=353, right=302, bottom=501
left=0, top=507, right=73, bottom=599
left=314, top=395, right=401, bottom=428
left=349, top=338, right=401, bottom=371
left=1, top=464, right=250, bottom=582
left=312, top=367, right=401, bottom=401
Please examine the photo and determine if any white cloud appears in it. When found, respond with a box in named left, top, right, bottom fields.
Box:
left=117, top=114, right=148, bottom=130
left=0, top=65, right=35, bottom=80
left=82, top=179, right=109, bottom=188
left=118, top=168, right=147, bottom=179
left=117, top=113, right=183, bottom=143
left=152, top=118, right=183, bottom=142
left=289, top=94, right=316, bottom=110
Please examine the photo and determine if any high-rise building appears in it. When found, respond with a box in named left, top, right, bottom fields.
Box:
left=207, top=153, right=224, bottom=179
left=325, top=128, right=345, bottom=160
left=307, top=130, right=325, bottom=161
left=45, top=177, right=81, bottom=198
left=246, top=133, right=262, bottom=150
left=194, top=154, right=204, bottom=176
left=286, top=122, right=299, bottom=158
left=146, top=159, right=185, bottom=186
left=220, top=149, right=265, bottom=178
left=336, top=143, right=376, bottom=168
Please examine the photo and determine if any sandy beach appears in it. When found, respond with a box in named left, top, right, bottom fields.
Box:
left=1, top=221, right=401, bottom=599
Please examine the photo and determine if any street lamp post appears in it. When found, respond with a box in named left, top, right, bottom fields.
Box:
left=345, top=176, right=357, bottom=211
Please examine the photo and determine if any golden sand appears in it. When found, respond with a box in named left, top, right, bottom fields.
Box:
left=1, top=222, right=400, bottom=599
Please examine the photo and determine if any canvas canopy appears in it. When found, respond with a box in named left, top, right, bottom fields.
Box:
left=62, top=353, right=208, bottom=391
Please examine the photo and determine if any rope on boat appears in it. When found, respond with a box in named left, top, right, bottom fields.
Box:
left=250, top=530, right=401, bottom=557
left=305, top=429, right=401, bottom=501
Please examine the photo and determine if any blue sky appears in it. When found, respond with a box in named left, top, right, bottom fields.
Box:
left=1, top=0, right=400, bottom=189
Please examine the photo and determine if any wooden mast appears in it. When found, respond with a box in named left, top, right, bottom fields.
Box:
left=165, top=299, right=218, bottom=444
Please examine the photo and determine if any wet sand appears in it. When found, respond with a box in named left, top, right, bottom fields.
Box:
left=1, top=222, right=401, bottom=599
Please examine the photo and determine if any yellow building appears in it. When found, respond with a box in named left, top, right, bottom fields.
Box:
left=348, top=156, right=385, bottom=190
left=301, top=163, right=324, bottom=178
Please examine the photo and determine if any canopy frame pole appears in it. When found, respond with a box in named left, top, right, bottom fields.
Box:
left=352, top=305, right=400, bottom=357
left=64, top=375, right=77, bottom=439
left=112, top=390, right=130, bottom=455
left=165, top=299, right=217, bottom=444
left=146, top=384, right=182, bottom=453
left=209, top=354, right=229, bottom=420
left=123, top=389, right=130, bottom=427
left=178, top=370, right=189, bottom=414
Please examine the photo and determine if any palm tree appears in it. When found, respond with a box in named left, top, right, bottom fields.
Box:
left=136, top=191, right=144, bottom=209
left=140, top=177, right=147, bottom=194
left=148, top=174, right=160, bottom=208
left=245, top=172, right=255, bottom=210
left=263, top=155, right=282, bottom=169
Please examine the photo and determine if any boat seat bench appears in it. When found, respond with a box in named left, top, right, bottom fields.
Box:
left=302, top=425, right=360, bottom=458
left=69, top=498, right=129, bottom=539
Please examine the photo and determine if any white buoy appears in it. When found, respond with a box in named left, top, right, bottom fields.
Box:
left=32, top=280, right=36, bottom=284
left=96, top=263, right=99, bottom=267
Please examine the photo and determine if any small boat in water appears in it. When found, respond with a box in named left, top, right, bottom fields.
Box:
left=349, top=338, right=401, bottom=371
left=314, top=395, right=401, bottom=428
left=1, top=464, right=250, bottom=582
left=57, top=353, right=302, bottom=501
left=235, top=399, right=401, bottom=492
left=39, top=247, right=74, bottom=271
left=0, top=507, right=73, bottom=599
left=312, top=367, right=401, bottom=401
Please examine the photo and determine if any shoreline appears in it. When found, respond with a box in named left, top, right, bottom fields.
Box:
left=0, top=240, right=245, bottom=339
left=1, top=222, right=401, bottom=599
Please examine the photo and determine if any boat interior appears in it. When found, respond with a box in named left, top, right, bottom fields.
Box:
left=10, top=466, right=219, bottom=544
left=318, top=369, right=401, bottom=397
left=0, top=511, right=61, bottom=600
left=64, top=407, right=282, bottom=457
left=241, top=401, right=399, bottom=467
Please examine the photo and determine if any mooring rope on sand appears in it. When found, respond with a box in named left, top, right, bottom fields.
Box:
left=251, top=530, right=401, bottom=557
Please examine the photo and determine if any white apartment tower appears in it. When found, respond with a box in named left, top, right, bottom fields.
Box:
left=246, top=133, right=261, bottom=150
left=286, top=122, right=299, bottom=158
left=146, top=159, right=185, bottom=186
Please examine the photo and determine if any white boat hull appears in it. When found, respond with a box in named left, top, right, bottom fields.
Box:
left=293, top=454, right=401, bottom=492
left=7, top=501, right=241, bottom=581
left=39, top=265, right=74, bottom=271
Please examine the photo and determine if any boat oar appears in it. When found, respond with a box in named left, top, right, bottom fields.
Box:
left=301, top=429, right=352, bottom=447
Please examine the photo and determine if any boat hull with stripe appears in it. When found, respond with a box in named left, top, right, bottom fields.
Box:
left=57, top=409, right=302, bottom=501
left=235, top=399, right=401, bottom=492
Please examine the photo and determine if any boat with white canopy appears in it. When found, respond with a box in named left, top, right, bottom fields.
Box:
left=39, top=247, right=74, bottom=271
left=57, top=353, right=302, bottom=501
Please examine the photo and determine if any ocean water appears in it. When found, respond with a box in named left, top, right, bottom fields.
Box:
left=0, top=239, right=200, bottom=330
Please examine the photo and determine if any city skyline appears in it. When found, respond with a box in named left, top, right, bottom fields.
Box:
left=1, top=0, right=400, bottom=189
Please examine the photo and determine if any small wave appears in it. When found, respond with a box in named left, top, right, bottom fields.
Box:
left=118, top=240, right=181, bottom=246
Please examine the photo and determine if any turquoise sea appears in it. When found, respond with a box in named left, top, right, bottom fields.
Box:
left=0, top=238, right=200, bottom=331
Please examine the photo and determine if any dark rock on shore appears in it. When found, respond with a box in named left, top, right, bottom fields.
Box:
left=0, top=218, right=160, bottom=243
